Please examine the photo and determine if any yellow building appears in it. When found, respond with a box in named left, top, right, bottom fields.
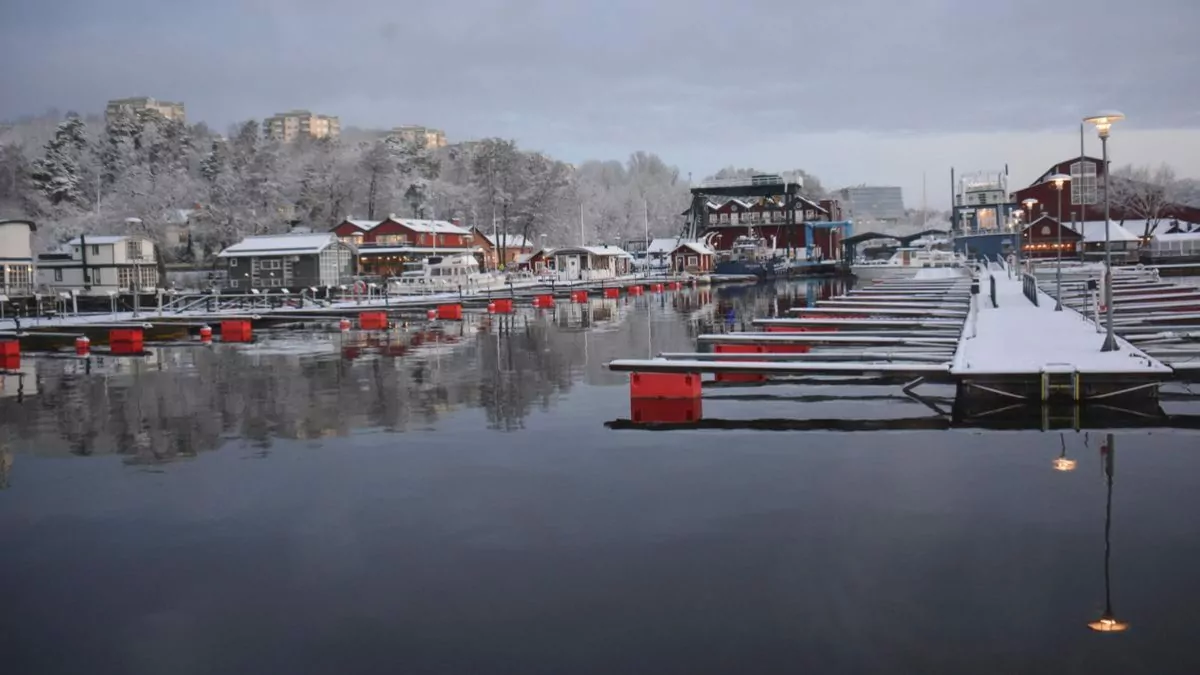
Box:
left=264, top=110, right=341, bottom=142
left=390, top=125, right=447, bottom=149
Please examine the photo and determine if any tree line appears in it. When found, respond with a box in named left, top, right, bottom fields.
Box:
left=0, top=111, right=706, bottom=262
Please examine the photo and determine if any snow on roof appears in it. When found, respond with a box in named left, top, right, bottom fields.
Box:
left=646, top=238, right=681, bottom=255
left=952, top=273, right=1171, bottom=375
left=1155, top=230, right=1200, bottom=241
left=66, top=235, right=132, bottom=245
left=1064, top=220, right=1141, bottom=243
left=554, top=245, right=633, bottom=258
left=673, top=241, right=715, bottom=256
left=392, top=218, right=469, bottom=235
left=217, top=233, right=341, bottom=257
left=343, top=219, right=382, bottom=231
left=479, top=232, right=533, bottom=248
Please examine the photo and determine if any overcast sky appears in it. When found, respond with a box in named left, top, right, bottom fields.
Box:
left=3, top=0, right=1198, bottom=206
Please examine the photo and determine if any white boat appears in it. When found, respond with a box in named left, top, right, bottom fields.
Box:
left=851, top=246, right=968, bottom=281
left=387, top=254, right=508, bottom=295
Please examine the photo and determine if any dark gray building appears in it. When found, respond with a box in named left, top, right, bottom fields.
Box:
left=217, top=233, right=355, bottom=291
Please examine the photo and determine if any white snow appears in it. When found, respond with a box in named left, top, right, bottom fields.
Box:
left=1064, top=220, right=1141, bottom=243
left=217, top=233, right=340, bottom=257
left=65, top=235, right=131, bottom=245
left=951, top=273, right=1172, bottom=375
left=397, top=219, right=470, bottom=235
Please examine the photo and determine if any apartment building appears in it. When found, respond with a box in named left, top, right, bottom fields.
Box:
left=105, top=97, right=186, bottom=123
left=390, top=125, right=447, bottom=149
left=264, top=110, right=341, bottom=142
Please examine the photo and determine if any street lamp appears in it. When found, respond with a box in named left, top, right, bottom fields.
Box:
left=1084, top=111, right=1124, bottom=351
left=1045, top=173, right=1072, bottom=310
left=1020, top=198, right=1039, bottom=270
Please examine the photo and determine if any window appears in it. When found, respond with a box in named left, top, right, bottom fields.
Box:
left=687, top=255, right=698, bottom=267
left=229, top=258, right=238, bottom=267
left=1070, top=161, right=1098, bottom=205
left=261, top=259, right=282, bottom=270
left=139, top=267, right=157, bottom=288
left=92, top=245, right=100, bottom=256
left=230, top=279, right=239, bottom=288
left=54, top=269, right=63, bottom=282
left=118, top=267, right=134, bottom=288
left=125, top=239, right=143, bottom=260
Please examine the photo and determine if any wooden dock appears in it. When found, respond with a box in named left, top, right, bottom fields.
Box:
left=606, top=265, right=1186, bottom=425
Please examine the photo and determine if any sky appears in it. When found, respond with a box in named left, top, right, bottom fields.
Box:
left=3, top=0, right=1199, bottom=207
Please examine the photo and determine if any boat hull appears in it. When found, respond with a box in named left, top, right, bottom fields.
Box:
left=714, top=258, right=788, bottom=279
left=851, top=264, right=966, bottom=281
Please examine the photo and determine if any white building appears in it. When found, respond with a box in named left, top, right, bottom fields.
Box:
left=36, top=235, right=160, bottom=295
left=0, top=219, right=36, bottom=296
left=552, top=245, right=633, bottom=281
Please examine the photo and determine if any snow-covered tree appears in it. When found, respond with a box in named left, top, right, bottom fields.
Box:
left=1110, top=163, right=1180, bottom=237
left=29, top=117, right=89, bottom=206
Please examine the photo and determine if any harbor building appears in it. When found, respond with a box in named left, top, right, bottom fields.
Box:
left=35, top=234, right=160, bottom=295
left=217, top=233, right=356, bottom=291
left=0, top=219, right=36, bottom=297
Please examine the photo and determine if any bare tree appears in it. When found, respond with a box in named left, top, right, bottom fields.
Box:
left=1110, top=163, right=1178, bottom=238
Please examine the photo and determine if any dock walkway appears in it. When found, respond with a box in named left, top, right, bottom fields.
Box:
left=951, top=272, right=1171, bottom=377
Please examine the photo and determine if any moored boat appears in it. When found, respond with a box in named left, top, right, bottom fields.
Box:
left=387, top=253, right=508, bottom=295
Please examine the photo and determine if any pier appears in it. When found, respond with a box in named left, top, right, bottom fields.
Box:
left=606, top=262, right=1191, bottom=426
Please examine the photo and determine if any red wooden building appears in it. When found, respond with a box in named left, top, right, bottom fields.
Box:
left=1012, top=157, right=1200, bottom=226
left=683, top=196, right=843, bottom=255
left=1021, top=216, right=1083, bottom=259
left=331, top=216, right=477, bottom=276
left=670, top=242, right=715, bottom=273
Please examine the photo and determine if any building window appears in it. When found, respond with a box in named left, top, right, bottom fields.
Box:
left=118, top=267, right=134, bottom=288
left=687, top=255, right=698, bottom=267
left=125, top=239, right=143, bottom=260
left=261, top=259, right=282, bottom=270
left=1070, top=161, right=1098, bottom=205
left=54, top=269, right=63, bottom=282
left=230, top=279, right=239, bottom=288
left=229, top=258, right=238, bottom=267
left=92, top=245, right=100, bottom=256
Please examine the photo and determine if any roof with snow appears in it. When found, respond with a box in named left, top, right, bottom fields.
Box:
left=478, top=232, right=534, bottom=248
left=66, top=235, right=136, bottom=245
left=672, top=241, right=715, bottom=256
left=646, top=237, right=683, bottom=255
left=394, top=218, right=469, bottom=235
left=553, top=245, right=633, bottom=258
left=217, top=233, right=346, bottom=258
left=342, top=219, right=381, bottom=231
left=1064, top=220, right=1141, bottom=243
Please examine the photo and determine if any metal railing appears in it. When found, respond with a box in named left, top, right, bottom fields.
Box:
left=1021, top=273, right=1039, bottom=306
left=990, top=275, right=998, bottom=308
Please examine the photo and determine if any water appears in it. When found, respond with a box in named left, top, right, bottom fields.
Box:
left=2, top=280, right=1200, bottom=674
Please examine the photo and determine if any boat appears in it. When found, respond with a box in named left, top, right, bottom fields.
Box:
left=387, top=253, right=508, bottom=295
left=850, top=246, right=969, bottom=281
left=713, top=234, right=788, bottom=279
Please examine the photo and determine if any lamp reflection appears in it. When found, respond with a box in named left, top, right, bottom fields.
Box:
left=1053, top=433, right=1077, bottom=472
left=1089, top=434, right=1127, bottom=633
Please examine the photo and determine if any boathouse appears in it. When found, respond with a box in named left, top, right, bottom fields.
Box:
left=670, top=241, right=715, bottom=273
left=331, top=216, right=477, bottom=277
left=0, top=219, right=35, bottom=296
left=217, top=233, right=355, bottom=290
left=552, top=245, right=633, bottom=281
left=471, top=229, right=535, bottom=270
left=35, top=234, right=160, bottom=295
left=1021, top=216, right=1083, bottom=259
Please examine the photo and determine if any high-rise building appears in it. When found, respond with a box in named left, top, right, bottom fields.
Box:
left=390, top=125, right=447, bottom=149
left=105, top=97, right=186, bottom=123
left=834, top=186, right=906, bottom=224
left=263, top=111, right=341, bottom=142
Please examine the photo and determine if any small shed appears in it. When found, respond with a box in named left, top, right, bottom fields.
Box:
left=670, top=241, right=715, bottom=273
left=552, top=245, right=633, bottom=281
left=1022, top=216, right=1083, bottom=259
left=218, top=233, right=355, bottom=291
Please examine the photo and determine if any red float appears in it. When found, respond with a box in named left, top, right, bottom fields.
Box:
left=629, top=372, right=702, bottom=399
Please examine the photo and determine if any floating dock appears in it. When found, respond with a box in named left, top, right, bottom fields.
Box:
left=607, top=263, right=1188, bottom=426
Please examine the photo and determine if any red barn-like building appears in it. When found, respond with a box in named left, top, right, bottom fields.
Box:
left=331, top=216, right=477, bottom=276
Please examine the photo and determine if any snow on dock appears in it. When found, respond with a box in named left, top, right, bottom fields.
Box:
left=951, top=273, right=1172, bottom=376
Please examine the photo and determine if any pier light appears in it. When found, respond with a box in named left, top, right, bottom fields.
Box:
left=1044, top=173, right=1071, bottom=310
left=1084, top=111, right=1124, bottom=139
left=1084, top=110, right=1125, bottom=351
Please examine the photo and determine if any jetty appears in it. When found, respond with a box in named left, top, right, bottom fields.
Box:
left=606, top=261, right=1189, bottom=426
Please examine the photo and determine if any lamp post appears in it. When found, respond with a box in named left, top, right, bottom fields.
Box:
left=1084, top=111, right=1124, bottom=352
left=1020, top=198, right=1038, bottom=271
left=1045, top=173, right=1071, bottom=310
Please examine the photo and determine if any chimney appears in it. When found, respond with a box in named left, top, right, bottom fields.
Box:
left=388, top=213, right=396, bottom=220
left=451, top=217, right=463, bottom=228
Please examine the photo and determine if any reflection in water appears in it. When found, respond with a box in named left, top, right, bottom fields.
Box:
left=1053, top=433, right=1078, bottom=472
left=0, top=283, right=825, bottom=465
left=1089, top=434, right=1129, bottom=633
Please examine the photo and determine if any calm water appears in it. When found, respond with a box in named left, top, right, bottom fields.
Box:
left=2, top=280, right=1200, bottom=675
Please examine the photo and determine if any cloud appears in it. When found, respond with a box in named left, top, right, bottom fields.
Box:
left=2, top=0, right=1198, bottom=179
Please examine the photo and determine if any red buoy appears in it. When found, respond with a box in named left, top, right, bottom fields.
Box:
left=75, top=336, right=91, bottom=356
left=199, top=325, right=213, bottom=344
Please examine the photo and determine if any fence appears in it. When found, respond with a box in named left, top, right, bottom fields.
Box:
left=1021, top=273, right=1039, bottom=306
